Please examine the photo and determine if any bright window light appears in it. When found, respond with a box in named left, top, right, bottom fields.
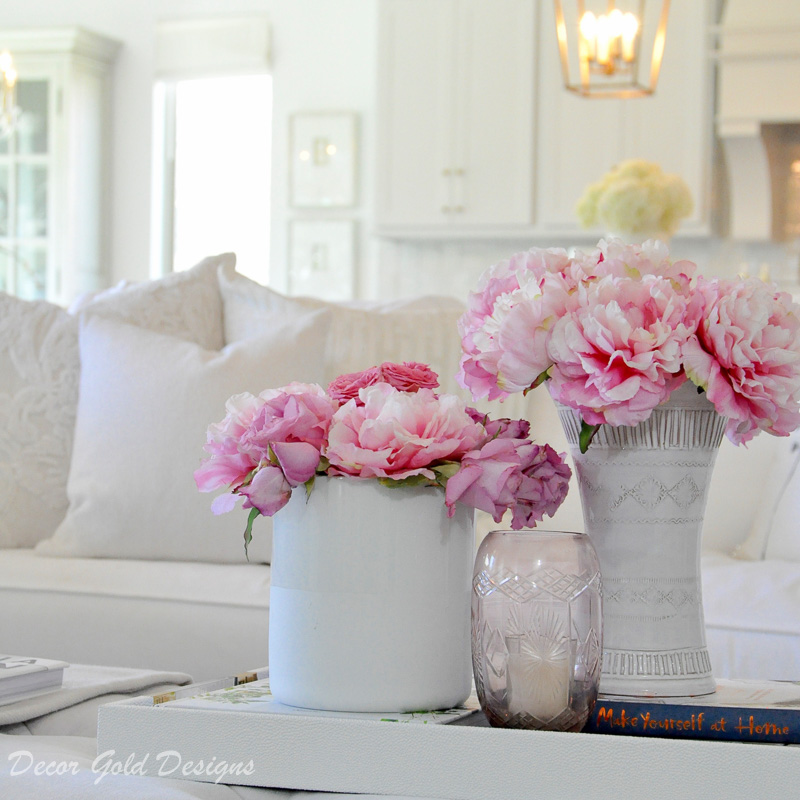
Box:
left=168, top=74, right=272, bottom=282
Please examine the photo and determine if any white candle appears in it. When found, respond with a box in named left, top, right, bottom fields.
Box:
left=621, top=12, right=639, bottom=62
left=505, top=635, right=571, bottom=722
left=579, top=11, right=597, bottom=61
left=595, top=15, right=612, bottom=66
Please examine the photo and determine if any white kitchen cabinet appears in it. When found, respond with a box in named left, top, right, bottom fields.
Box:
left=375, top=0, right=536, bottom=236
left=0, top=28, right=119, bottom=304
left=534, top=0, right=714, bottom=238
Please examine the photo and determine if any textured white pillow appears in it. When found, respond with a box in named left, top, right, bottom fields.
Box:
left=218, top=267, right=467, bottom=394
left=74, top=253, right=234, bottom=351
left=734, top=431, right=800, bottom=561
left=0, top=294, right=80, bottom=547
left=36, top=309, right=331, bottom=564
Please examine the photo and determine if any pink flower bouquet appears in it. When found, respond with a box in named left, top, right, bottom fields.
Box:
left=195, top=362, right=571, bottom=553
left=459, top=238, right=800, bottom=451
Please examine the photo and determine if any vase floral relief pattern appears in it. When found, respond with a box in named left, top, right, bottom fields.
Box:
left=557, top=382, right=727, bottom=697
left=472, top=531, right=602, bottom=731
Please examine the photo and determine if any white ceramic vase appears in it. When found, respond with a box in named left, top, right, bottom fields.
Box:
left=269, top=476, right=475, bottom=712
left=556, top=382, right=726, bottom=697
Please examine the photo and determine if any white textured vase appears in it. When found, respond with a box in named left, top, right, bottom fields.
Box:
left=557, top=382, right=726, bottom=697
left=269, top=476, right=475, bottom=712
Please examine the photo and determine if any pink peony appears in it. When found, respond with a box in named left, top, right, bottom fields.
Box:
left=494, top=272, right=572, bottom=393
left=457, top=249, right=571, bottom=400
left=194, top=392, right=268, bottom=494
left=683, top=277, right=800, bottom=444
left=325, top=383, right=485, bottom=481
left=328, top=366, right=381, bottom=404
left=378, top=361, right=439, bottom=393
left=546, top=274, right=694, bottom=427
left=587, top=238, right=697, bottom=288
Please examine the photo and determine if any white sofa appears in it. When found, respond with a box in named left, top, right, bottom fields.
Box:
left=1, top=254, right=798, bottom=683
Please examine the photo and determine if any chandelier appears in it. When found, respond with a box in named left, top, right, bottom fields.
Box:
left=0, top=50, right=20, bottom=139
left=553, top=1, right=670, bottom=98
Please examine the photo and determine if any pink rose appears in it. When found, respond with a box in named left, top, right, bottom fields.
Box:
left=444, top=438, right=570, bottom=528
left=196, top=383, right=334, bottom=516
left=240, top=382, right=336, bottom=458
left=683, top=277, right=800, bottom=444
left=325, top=383, right=485, bottom=481
left=271, top=441, right=322, bottom=487
left=328, top=367, right=381, bottom=404
left=378, top=361, right=439, bottom=393
left=546, top=274, right=694, bottom=427
left=444, top=437, right=529, bottom=522
left=510, top=444, right=572, bottom=529
left=239, top=465, right=292, bottom=517
left=466, top=407, right=531, bottom=441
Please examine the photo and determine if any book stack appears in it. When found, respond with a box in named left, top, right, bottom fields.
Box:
left=585, top=678, right=800, bottom=744
left=0, top=655, right=68, bottom=706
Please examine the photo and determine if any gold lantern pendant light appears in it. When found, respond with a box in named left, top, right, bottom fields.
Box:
left=554, top=1, right=670, bottom=98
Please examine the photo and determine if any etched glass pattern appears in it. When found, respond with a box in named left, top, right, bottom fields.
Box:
left=471, top=530, right=602, bottom=731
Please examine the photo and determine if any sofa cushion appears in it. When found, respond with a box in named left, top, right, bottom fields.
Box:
left=0, top=294, right=80, bottom=548
left=0, top=549, right=270, bottom=681
left=218, top=266, right=467, bottom=394
left=72, top=253, right=233, bottom=351
left=701, top=551, right=800, bottom=680
left=0, top=254, right=238, bottom=550
left=733, top=430, right=800, bottom=561
left=35, top=309, right=330, bottom=564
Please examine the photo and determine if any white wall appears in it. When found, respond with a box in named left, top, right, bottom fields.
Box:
left=1, top=0, right=377, bottom=289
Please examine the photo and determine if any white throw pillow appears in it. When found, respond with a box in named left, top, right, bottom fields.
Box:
left=218, top=267, right=467, bottom=395
left=734, top=430, right=800, bottom=561
left=0, top=294, right=80, bottom=547
left=35, top=309, right=331, bottom=564
left=73, top=253, right=234, bottom=351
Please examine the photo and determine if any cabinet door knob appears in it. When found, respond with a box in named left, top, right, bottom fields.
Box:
left=454, top=168, right=465, bottom=176
left=442, top=168, right=452, bottom=176
left=441, top=205, right=451, bottom=213
left=454, top=205, right=465, bottom=213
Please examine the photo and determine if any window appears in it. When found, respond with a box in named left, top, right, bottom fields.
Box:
left=152, top=73, right=272, bottom=282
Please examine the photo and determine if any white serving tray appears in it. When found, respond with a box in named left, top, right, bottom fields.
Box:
left=97, top=671, right=800, bottom=799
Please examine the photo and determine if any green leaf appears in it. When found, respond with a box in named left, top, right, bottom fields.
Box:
left=316, top=455, right=330, bottom=473
left=579, top=421, right=601, bottom=454
left=303, top=475, right=316, bottom=500
left=431, top=462, right=461, bottom=484
left=243, top=507, right=260, bottom=561
left=524, top=369, right=551, bottom=395
left=377, top=475, right=433, bottom=489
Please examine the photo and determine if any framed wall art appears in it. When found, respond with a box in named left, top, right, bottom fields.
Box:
left=288, top=219, right=355, bottom=300
left=289, top=112, right=357, bottom=208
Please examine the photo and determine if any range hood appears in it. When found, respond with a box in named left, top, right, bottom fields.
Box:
left=716, top=0, right=800, bottom=241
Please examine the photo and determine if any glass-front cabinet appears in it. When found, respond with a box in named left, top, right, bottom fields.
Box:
left=0, top=29, right=119, bottom=304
